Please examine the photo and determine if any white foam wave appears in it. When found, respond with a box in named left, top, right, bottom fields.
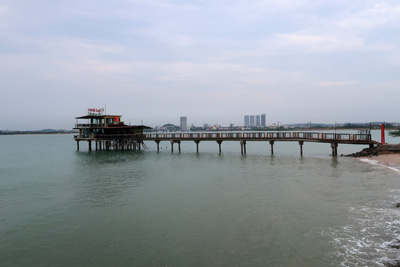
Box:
left=359, top=158, right=400, bottom=174
left=323, top=196, right=400, bottom=266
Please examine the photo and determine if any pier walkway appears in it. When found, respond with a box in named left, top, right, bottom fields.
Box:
left=143, top=131, right=380, bottom=156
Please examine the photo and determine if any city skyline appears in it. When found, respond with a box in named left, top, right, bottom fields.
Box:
left=2, top=110, right=399, bottom=131
left=2, top=1, right=400, bottom=130
left=244, top=114, right=267, bottom=128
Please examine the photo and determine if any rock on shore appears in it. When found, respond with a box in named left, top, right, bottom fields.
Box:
left=346, top=144, right=400, bottom=157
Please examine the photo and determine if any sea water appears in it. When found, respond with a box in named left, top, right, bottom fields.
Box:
left=1, top=131, right=400, bottom=266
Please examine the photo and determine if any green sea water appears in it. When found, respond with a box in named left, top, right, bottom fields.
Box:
left=1, top=131, right=400, bottom=266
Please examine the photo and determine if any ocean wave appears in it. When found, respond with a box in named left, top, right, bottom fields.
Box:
left=359, top=158, right=400, bottom=174
left=323, top=196, right=400, bottom=266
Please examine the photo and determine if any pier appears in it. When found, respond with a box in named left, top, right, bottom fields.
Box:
left=143, top=131, right=380, bottom=156
left=73, top=110, right=151, bottom=151
left=73, top=110, right=380, bottom=156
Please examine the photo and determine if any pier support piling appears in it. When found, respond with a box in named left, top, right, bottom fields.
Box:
left=155, top=140, right=161, bottom=152
left=369, top=143, right=374, bottom=148
left=76, top=141, right=79, bottom=151
left=331, top=143, right=338, bottom=157
left=88, top=141, right=92, bottom=152
left=299, top=141, right=304, bottom=156
left=194, top=140, right=201, bottom=153
left=217, top=140, right=223, bottom=153
left=269, top=141, right=275, bottom=155
left=170, top=140, right=181, bottom=153
left=240, top=140, right=247, bottom=154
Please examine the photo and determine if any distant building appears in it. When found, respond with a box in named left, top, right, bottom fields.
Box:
left=261, top=114, right=266, bottom=127
left=244, top=115, right=249, bottom=127
left=244, top=113, right=266, bottom=128
left=250, top=115, right=255, bottom=127
left=256, top=115, right=261, bottom=127
left=180, top=116, right=188, bottom=131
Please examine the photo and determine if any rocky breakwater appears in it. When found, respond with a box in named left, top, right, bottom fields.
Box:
left=346, top=144, right=400, bottom=157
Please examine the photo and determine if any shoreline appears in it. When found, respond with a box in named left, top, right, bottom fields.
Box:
left=0, top=132, right=76, bottom=136
left=360, top=154, right=400, bottom=169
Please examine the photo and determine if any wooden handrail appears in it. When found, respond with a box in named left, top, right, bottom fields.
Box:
left=142, top=131, right=372, bottom=141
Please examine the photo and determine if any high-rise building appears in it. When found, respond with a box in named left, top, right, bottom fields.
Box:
left=250, top=115, right=255, bottom=127
left=256, top=115, right=261, bottom=127
left=244, top=115, right=249, bottom=127
left=261, top=114, right=266, bottom=127
left=180, top=116, right=187, bottom=131
left=244, top=113, right=266, bottom=127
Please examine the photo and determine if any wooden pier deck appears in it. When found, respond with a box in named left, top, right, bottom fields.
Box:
left=143, top=131, right=380, bottom=156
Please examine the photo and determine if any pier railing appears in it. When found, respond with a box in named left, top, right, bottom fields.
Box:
left=95, top=134, right=143, bottom=139
left=142, top=131, right=373, bottom=142
left=75, top=123, right=103, bottom=128
left=73, top=131, right=378, bottom=154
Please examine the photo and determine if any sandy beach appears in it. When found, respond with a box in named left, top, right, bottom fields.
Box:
left=365, top=154, right=400, bottom=166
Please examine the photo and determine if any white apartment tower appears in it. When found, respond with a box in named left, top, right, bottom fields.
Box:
left=244, top=115, right=250, bottom=127
left=261, top=114, right=266, bottom=127
left=250, top=115, right=255, bottom=127
left=180, top=116, right=188, bottom=131
left=256, top=115, right=261, bottom=127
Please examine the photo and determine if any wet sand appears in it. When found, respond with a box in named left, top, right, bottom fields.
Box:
left=366, top=154, right=400, bottom=166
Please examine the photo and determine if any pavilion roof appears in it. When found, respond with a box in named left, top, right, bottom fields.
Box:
left=75, top=114, right=122, bottom=119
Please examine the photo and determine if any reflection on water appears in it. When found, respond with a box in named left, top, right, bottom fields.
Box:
left=73, top=151, right=150, bottom=207
left=1, top=134, right=400, bottom=266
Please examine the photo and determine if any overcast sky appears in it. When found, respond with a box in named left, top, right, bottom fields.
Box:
left=1, top=0, right=400, bottom=130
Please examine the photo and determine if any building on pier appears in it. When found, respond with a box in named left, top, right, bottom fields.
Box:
left=73, top=109, right=151, bottom=151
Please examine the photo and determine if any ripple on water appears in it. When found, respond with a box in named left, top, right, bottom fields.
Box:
left=324, top=190, right=400, bottom=266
